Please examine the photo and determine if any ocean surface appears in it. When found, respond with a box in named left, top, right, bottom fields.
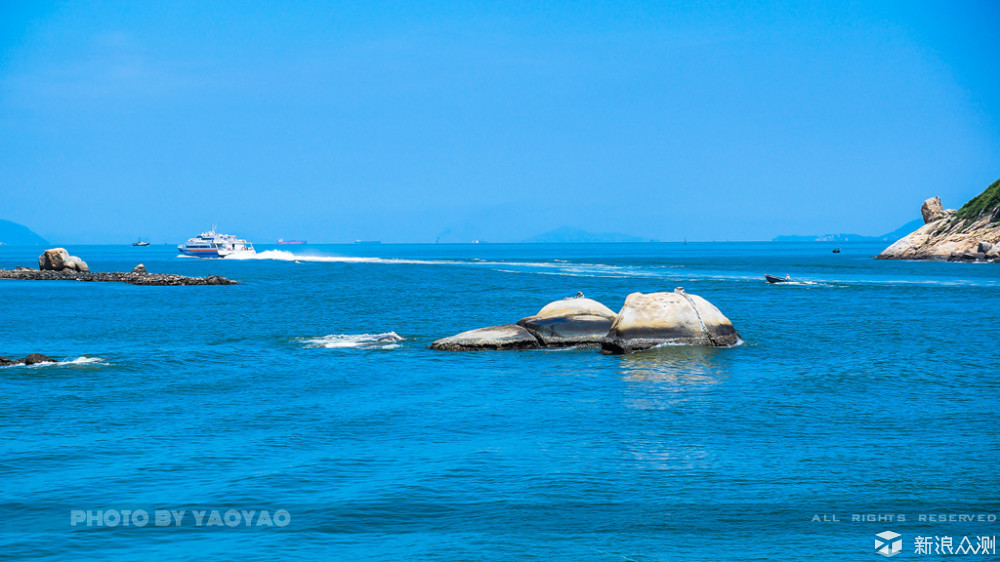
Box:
left=1, top=242, right=998, bottom=560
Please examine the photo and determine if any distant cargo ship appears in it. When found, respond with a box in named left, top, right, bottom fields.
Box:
left=277, top=239, right=306, bottom=245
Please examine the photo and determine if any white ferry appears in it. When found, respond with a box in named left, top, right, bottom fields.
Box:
left=178, top=226, right=256, bottom=258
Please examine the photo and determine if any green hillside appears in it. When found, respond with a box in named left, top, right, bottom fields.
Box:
left=955, top=177, right=1000, bottom=222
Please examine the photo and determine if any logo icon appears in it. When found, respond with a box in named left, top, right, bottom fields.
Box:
left=876, top=531, right=903, bottom=557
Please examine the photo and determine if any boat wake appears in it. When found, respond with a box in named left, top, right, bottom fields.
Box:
left=225, top=250, right=677, bottom=278
left=224, top=250, right=450, bottom=265
left=298, top=332, right=404, bottom=349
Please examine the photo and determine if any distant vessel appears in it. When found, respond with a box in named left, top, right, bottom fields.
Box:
left=132, top=238, right=150, bottom=247
left=277, top=239, right=306, bottom=245
left=354, top=240, right=381, bottom=245
left=765, top=274, right=792, bottom=284
left=832, top=248, right=841, bottom=254
left=178, top=226, right=255, bottom=258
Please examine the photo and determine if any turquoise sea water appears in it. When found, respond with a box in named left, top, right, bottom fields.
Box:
left=1, top=242, right=998, bottom=560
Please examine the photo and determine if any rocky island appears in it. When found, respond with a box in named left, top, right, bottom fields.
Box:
left=878, top=178, right=1000, bottom=262
left=430, top=289, right=741, bottom=354
left=0, top=248, right=238, bottom=286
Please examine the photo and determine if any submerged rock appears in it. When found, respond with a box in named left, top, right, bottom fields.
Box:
left=23, top=353, right=53, bottom=365
left=516, top=297, right=617, bottom=347
left=430, top=324, right=540, bottom=351
left=602, top=289, right=740, bottom=353
left=0, top=356, right=21, bottom=366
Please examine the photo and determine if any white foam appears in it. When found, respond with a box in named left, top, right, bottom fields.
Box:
left=224, top=250, right=458, bottom=265
left=299, top=332, right=404, bottom=349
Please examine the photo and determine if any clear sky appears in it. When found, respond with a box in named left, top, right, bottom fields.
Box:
left=1, top=1, right=998, bottom=243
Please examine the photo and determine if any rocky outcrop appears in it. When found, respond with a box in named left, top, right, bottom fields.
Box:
left=601, top=289, right=741, bottom=353
left=431, top=291, right=741, bottom=353
left=132, top=263, right=147, bottom=274
left=515, top=297, right=617, bottom=347
left=0, top=353, right=54, bottom=366
left=878, top=179, right=1000, bottom=262
left=38, top=248, right=89, bottom=272
left=430, top=324, right=540, bottom=351
left=0, top=268, right=237, bottom=285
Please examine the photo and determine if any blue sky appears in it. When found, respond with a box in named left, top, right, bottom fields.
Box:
left=1, top=1, right=998, bottom=243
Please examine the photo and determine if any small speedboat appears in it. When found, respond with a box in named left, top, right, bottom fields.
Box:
left=765, top=274, right=791, bottom=283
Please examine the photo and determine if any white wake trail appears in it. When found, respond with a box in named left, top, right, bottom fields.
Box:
left=298, top=332, right=405, bottom=349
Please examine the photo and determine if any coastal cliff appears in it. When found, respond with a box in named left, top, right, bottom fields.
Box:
left=877, top=178, right=1000, bottom=261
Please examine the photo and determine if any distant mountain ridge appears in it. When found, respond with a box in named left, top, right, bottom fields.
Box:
left=522, top=227, right=657, bottom=243
left=0, top=219, right=48, bottom=245
left=773, top=219, right=924, bottom=242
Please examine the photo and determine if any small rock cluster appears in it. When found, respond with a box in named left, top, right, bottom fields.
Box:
left=0, top=353, right=54, bottom=367
left=0, top=249, right=238, bottom=286
left=949, top=240, right=1000, bottom=262
left=431, top=289, right=741, bottom=354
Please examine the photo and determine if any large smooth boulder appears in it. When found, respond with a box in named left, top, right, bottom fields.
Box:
left=516, top=297, right=617, bottom=347
left=430, top=324, right=540, bottom=351
left=602, top=289, right=740, bottom=353
left=39, top=248, right=70, bottom=270
left=532, top=297, right=616, bottom=320
left=921, top=196, right=945, bottom=223
left=38, top=248, right=89, bottom=272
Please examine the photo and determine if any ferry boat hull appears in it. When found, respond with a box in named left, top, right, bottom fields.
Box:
left=178, top=247, right=223, bottom=257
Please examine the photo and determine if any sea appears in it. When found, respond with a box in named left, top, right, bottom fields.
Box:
left=1, top=242, right=997, bottom=560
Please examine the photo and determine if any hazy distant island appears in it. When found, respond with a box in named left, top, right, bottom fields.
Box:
left=523, top=227, right=657, bottom=243
left=773, top=219, right=923, bottom=243
left=878, top=177, right=1000, bottom=261
left=0, top=219, right=47, bottom=245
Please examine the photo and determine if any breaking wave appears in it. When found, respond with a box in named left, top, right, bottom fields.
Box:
left=298, top=332, right=404, bottom=349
